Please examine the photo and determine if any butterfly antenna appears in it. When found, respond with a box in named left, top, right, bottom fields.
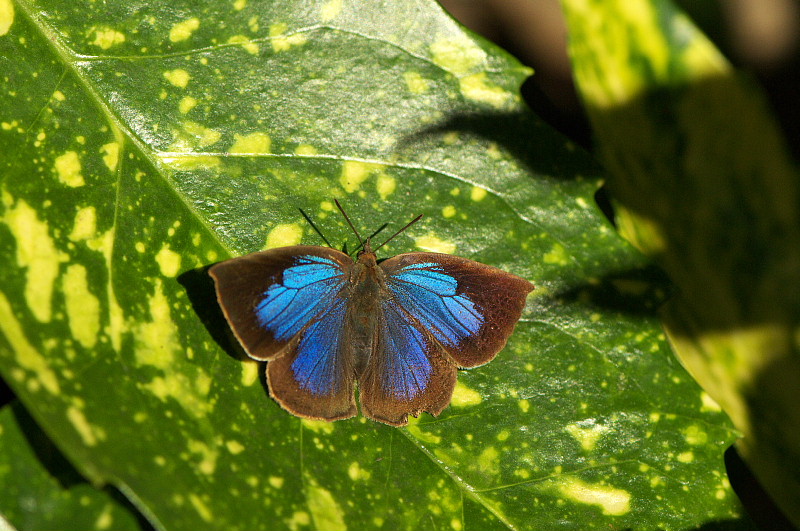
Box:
left=298, top=208, right=333, bottom=248
left=372, top=214, right=423, bottom=253
left=334, top=199, right=365, bottom=249
left=351, top=223, right=389, bottom=254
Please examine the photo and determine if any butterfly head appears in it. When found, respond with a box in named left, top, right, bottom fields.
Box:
left=356, top=238, right=378, bottom=266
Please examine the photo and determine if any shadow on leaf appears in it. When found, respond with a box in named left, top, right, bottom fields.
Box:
left=585, top=71, right=800, bottom=528
left=11, top=402, right=156, bottom=531
left=177, top=265, right=249, bottom=362
left=556, top=264, right=673, bottom=317
left=397, top=109, right=596, bottom=180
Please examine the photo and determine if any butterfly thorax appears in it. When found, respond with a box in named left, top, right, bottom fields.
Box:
left=348, top=250, right=389, bottom=316
left=349, top=238, right=384, bottom=300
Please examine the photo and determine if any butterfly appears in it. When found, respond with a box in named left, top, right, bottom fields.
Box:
left=209, top=202, right=534, bottom=426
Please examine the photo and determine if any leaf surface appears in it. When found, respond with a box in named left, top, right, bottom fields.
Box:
left=0, top=0, right=752, bottom=529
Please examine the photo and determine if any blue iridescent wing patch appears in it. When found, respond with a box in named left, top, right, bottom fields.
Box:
left=266, top=287, right=356, bottom=420
left=255, top=255, right=346, bottom=342
left=358, top=294, right=458, bottom=426
left=385, top=261, right=484, bottom=349
left=378, top=299, right=434, bottom=401
left=289, top=295, right=348, bottom=396
left=254, top=255, right=349, bottom=396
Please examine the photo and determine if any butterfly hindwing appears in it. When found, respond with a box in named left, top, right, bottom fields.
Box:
left=267, top=294, right=357, bottom=421
left=380, top=252, right=534, bottom=368
left=210, top=246, right=358, bottom=420
left=358, top=297, right=457, bottom=426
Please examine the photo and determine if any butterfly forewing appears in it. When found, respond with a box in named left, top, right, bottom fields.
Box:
left=209, top=246, right=352, bottom=360
left=380, top=253, right=535, bottom=368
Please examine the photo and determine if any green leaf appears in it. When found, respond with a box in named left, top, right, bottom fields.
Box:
left=562, top=0, right=800, bottom=525
left=0, top=402, right=144, bottom=531
left=0, top=0, right=752, bottom=529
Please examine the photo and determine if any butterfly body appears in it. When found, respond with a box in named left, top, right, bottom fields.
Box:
left=210, top=238, right=533, bottom=426
left=344, top=246, right=385, bottom=369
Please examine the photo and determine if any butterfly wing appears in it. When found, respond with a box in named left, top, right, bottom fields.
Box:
left=379, top=252, right=534, bottom=368
left=209, top=246, right=358, bottom=421
left=266, top=294, right=358, bottom=421
left=359, top=252, right=533, bottom=425
left=358, top=298, right=457, bottom=426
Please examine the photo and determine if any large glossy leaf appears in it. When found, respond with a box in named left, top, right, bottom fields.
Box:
left=0, top=0, right=751, bottom=529
left=561, top=0, right=800, bottom=525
